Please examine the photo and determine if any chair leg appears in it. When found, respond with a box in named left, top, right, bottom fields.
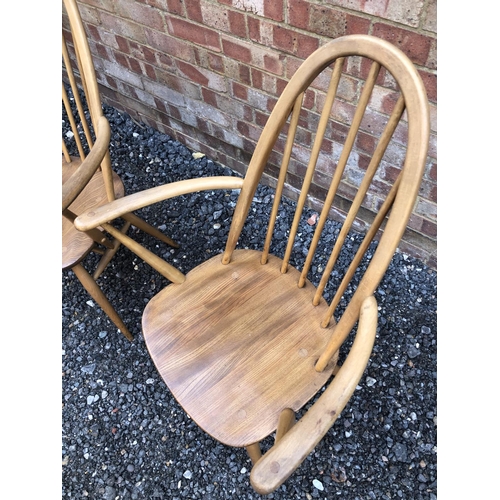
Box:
left=275, top=408, right=296, bottom=443
left=246, top=442, right=262, bottom=464
left=123, top=212, right=179, bottom=248
left=102, top=222, right=185, bottom=284
left=71, top=263, right=133, bottom=341
left=93, top=220, right=132, bottom=280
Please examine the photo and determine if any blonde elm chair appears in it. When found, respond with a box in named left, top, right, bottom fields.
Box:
left=75, top=34, right=429, bottom=492
left=63, top=0, right=212, bottom=339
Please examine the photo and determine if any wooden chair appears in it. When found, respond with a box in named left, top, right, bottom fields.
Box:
left=75, top=34, right=429, bottom=492
left=63, top=0, right=191, bottom=339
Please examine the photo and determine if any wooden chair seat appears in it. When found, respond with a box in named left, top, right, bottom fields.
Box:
left=62, top=157, right=124, bottom=270
left=143, top=249, right=337, bottom=447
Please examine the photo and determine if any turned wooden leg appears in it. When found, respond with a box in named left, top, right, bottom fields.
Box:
left=101, top=222, right=185, bottom=284
left=275, top=408, right=296, bottom=443
left=72, top=263, right=133, bottom=341
left=123, top=212, right=179, bottom=248
left=93, top=221, right=132, bottom=279
left=246, top=442, right=262, bottom=464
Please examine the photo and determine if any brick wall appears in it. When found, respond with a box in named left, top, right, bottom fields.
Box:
left=64, top=0, right=437, bottom=269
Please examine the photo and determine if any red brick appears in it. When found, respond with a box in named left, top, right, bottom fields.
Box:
left=142, top=45, right=157, bottom=64
left=186, top=0, right=203, bottom=22
left=95, top=42, right=111, bottom=61
left=251, top=69, right=263, bottom=91
left=153, top=96, right=168, bottom=114
left=381, top=164, right=403, bottom=184
left=266, top=96, right=278, bottom=113
left=232, top=82, right=248, bottom=101
left=243, top=104, right=254, bottom=122
left=421, top=218, right=437, bottom=238
left=372, top=23, right=432, bottom=67
left=201, top=87, right=217, bottom=107
left=239, top=65, right=251, bottom=86
left=104, top=74, right=118, bottom=90
left=196, top=115, right=211, bottom=134
left=273, top=25, right=295, bottom=53
left=264, top=54, right=283, bottom=76
left=284, top=56, right=302, bottom=80
left=114, top=34, right=129, bottom=52
left=167, top=17, right=221, bottom=52
left=177, top=60, right=209, bottom=86
left=128, top=56, right=142, bottom=75
left=247, top=16, right=260, bottom=43
left=143, top=62, right=156, bottom=80
left=350, top=58, right=391, bottom=89
left=264, top=1, right=284, bottom=21
left=345, top=14, right=371, bottom=35
left=255, top=110, right=269, bottom=128
left=157, top=52, right=175, bottom=69
left=430, top=184, right=437, bottom=203
left=288, top=0, right=310, bottom=30
left=208, top=52, right=224, bottom=73
left=228, top=10, right=247, bottom=38
left=276, top=77, right=288, bottom=96
left=272, top=25, right=318, bottom=58
left=166, top=0, right=185, bottom=16
left=428, top=162, right=437, bottom=182
left=222, top=39, right=252, bottom=63
left=236, top=120, right=249, bottom=137
left=418, top=70, right=436, bottom=103
left=113, top=49, right=129, bottom=68
left=356, top=131, right=377, bottom=156
left=167, top=103, right=182, bottom=120
left=381, top=89, right=401, bottom=115
left=302, top=89, right=315, bottom=110
left=357, top=152, right=372, bottom=172
left=86, top=23, right=102, bottom=43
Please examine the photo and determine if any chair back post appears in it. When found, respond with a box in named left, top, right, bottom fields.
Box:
left=63, top=0, right=116, bottom=202
left=316, top=36, right=429, bottom=371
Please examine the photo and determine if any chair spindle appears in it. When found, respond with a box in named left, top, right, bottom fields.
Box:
left=281, top=57, right=345, bottom=274
left=261, top=92, right=304, bottom=265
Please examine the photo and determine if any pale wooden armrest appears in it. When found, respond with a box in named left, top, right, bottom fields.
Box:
left=62, top=116, right=111, bottom=211
left=74, top=176, right=245, bottom=231
left=250, top=295, right=378, bottom=495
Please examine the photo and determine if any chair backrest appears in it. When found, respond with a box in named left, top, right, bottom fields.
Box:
left=62, top=0, right=116, bottom=203
left=221, top=34, right=429, bottom=371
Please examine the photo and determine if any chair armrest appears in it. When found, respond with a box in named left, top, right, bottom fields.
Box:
left=62, top=116, right=111, bottom=211
left=250, top=295, right=378, bottom=495
left=74, top=176, right=245, bottom=231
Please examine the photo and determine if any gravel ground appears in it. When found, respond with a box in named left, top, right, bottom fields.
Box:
left=62, top=100, right=437, bottom=499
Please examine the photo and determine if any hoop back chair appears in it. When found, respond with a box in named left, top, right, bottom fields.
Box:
left=75, top=34, right=430, bottom=492
left=62, top=0, right=194, bottom=339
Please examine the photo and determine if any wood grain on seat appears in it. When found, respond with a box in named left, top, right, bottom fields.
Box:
left=143, top=250, right=337, bottom=446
